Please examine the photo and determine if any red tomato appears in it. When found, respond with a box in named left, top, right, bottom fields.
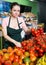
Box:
left=0, top=55, right=2, bottom=63
left=27, top=43, right=31, bottom=46
left=14, top=58, right=19, bottom=62
left=35, top=46, right=40, bottom=51
left=29, top=50, right=34, bottom=54
left=9, top=54, right=14, bottom=62
left=37, top=41, right=41, bottom=45
left=14, top=55, right=19, bottom=59
left=13, top=55, right=19, bottom=62
left=36, top=34, right=39, bottom=37
left=34, top=31, right=38, bottom=35
left=4, top=60, right=12, bottom=65
left=21, top=42, right=26, bottom=47
left=44, top=49, right=46, bottom=52
left=1, top=57, right=5, bottom=63
left=39, top=53, right=43, bottom=57
left=37, top=30, right=40, bottom=34
left=24, top=46, right=29, bottom=51
left=39, top=48, right=44, bottom=53
left=17, top=47, right=25, bottom=53
left=42, top=44, right=46, bottom=49
left=22, top=49, right=25, bottom=53
left=37, top=39, right=40, bottom=42
left=31, top=28, right=35, bottom=33
left=39, top=28, right=44, bottom=34
left=35, top=52, right=38, bottom=57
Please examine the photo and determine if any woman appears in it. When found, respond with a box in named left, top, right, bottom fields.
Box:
left=2, top=2, right=31, bottom=48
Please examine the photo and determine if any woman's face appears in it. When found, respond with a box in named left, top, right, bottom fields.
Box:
left=11, top=5, right=20, bottom=18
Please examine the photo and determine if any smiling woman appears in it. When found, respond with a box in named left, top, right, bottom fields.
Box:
left=2, top=2, right=31, bottom=49
left=10, top=2, right=20, bottom=18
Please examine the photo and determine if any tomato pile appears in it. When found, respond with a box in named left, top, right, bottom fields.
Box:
left=0, top=47, right=25, bottom=65
left=22, top=28, right=46, bottom=57
left=0, top=28, right=46, bottom=65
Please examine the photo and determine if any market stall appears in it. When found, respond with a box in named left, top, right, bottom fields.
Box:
left=0, top=0, right=46, bottom=65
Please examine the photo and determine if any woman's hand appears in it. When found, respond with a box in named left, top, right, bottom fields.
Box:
left=15, top=42, right=22, bottom=47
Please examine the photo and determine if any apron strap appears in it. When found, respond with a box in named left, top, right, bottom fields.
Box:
left=17, top=18, right=22, bottom=29
left=8, top=17, right=11, bottom=27
left=17, top=18, right=20, bottom=28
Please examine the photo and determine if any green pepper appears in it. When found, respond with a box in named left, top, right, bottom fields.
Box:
left=24, top=57, right=31, bottom=65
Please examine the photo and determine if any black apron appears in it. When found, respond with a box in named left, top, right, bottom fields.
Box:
left=3, top=17, right=23, bottom=48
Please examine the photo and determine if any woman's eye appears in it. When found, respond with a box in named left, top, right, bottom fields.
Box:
left=14, top=10, right=16, bottom=11
left=18, top=10, right=20, bottom=12
left=14, top=10, right=20, bottom=12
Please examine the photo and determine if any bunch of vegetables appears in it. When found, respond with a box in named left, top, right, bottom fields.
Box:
left=21, top=28, right=46, bottom=57
left=0, top=28, right=46, bottom=65
left=0, top=47, right=33, bottom=65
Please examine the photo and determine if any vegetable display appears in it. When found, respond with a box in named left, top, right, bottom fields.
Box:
left=0, top=28, right=46, bottom=65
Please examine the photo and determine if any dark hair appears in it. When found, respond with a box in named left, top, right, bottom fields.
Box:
left=10, top=2, right=20, bottom=10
